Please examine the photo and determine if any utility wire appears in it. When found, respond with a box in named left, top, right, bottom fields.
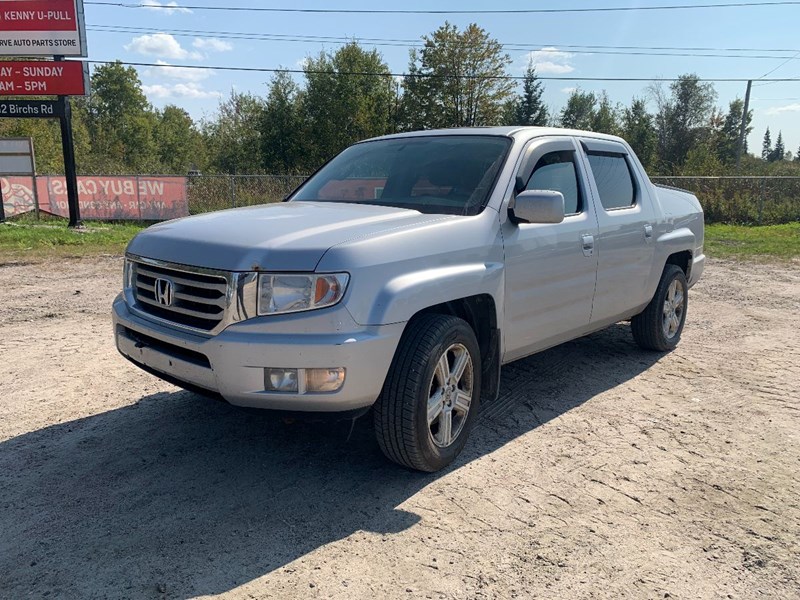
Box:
left=87, top=24, right=800, bottom=59
left=85, top=1, right=800, bottom=14
left=86, top=24, right=800, bottom=53
left=88, top=59, right=800, bottom=82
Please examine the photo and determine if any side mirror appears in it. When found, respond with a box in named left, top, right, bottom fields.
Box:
left=509, top=190, right=565, bottom=224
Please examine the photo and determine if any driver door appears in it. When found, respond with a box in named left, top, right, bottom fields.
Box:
left=502, top=137, right=600, bottom=362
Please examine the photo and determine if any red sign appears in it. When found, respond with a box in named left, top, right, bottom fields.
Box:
left=0, top=60, right=88, bottom=96
left=2, top=176, right=190, bottom=220
left=0, top=0, right=85, bottom=56
left=0, top=0, right=77, bottom=31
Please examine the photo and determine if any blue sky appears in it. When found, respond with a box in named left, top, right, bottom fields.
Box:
left=84, top=0, right=800, bottom=157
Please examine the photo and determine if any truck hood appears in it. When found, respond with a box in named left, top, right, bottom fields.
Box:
left=126, top=201, right=451, bottom=271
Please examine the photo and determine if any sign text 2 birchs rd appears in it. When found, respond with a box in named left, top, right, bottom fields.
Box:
left=0, top=0, right=87, bottom=57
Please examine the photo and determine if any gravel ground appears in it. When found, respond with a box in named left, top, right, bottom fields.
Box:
left=0, top=256, right=798, bottom=600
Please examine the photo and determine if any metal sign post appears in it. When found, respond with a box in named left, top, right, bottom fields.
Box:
left=56, top=89, right=80, bottom=227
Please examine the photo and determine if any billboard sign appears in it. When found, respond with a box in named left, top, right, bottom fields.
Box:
left=1, top=175, right=191, bottom=220
left=0, top=0, right=87, bottom=57
left=0, top=60, right=89, bottom=95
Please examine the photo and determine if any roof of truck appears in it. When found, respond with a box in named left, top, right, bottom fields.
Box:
left=364, top=126, right=626, bottom=144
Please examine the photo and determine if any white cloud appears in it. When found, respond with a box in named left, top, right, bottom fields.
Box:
left=142, top=0, right=192, bottom=15
left=525, top=47, right=576, bottom=75
left=125, top=33, right=202, bottom=60
left=143, top=82, right=222, bottom=99
left=561, top=87, right=577, bottom=95
left=145, top=60, right=212, bottom=82
left=765, top=103, right=800, bottom=115
left=192, top=38, right=233, bottom=53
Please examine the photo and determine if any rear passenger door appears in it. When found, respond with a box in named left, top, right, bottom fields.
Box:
left=579, top=138, right=656, bottom=325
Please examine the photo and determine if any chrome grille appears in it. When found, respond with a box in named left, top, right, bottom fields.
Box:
left=131, top=260, right=229, bottom=332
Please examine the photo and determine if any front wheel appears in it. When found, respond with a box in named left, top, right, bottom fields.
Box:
left=631, top=264, right=689, bottom=351
left=374, top=314, right=481, bottom=472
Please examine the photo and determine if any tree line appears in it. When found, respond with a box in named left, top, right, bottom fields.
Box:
left=0, top=22, right=798, bottom=177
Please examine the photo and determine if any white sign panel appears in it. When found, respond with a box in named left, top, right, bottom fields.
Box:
left=0, top=0, right=87, bottom=57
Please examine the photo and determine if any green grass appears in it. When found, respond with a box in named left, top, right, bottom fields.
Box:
left=0, top=220, right=146, bottom=262
left=705, top=223, right=800, bottom=260
left=2, top=219, right=798, bottom=263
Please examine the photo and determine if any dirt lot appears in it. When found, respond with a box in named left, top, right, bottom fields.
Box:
left=0, top=256, right=798, bottom=599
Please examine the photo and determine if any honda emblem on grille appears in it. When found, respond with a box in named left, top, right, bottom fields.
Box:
left=154, top=278, right=174, bottom=307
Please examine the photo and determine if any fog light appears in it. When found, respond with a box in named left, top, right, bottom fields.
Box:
left=306, top=368, right=346, bottom=393
left=264, top=368, right=299, bottom=392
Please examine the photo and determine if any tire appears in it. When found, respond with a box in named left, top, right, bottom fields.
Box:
left=374, top=314, right=481, bottom=472
left=631, top=264, right=689, bottom=351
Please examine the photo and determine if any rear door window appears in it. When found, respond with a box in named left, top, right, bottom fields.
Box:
left=586, top=153, right=636, bottom=210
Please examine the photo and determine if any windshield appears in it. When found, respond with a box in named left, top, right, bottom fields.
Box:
left=289, top=135, right=512, bottom=216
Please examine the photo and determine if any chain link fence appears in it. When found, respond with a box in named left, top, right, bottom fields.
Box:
left=184, top=174, right=799, bottom=225
left=651, top=176, right=800, bottom=225
left=187, top=174, right=306, bottom=214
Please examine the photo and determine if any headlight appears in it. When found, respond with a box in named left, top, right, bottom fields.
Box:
left=257, top=273, right=349, bottom=316
left=123, top=258, right=134, bottom=290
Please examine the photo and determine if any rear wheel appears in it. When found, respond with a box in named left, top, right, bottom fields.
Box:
left=374, top=314, right=481, bottom=472
left=631, top=264, right=688, bottom=351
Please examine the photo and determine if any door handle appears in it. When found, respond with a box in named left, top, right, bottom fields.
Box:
left=644, top=224, right=653, bottom=241
left=581, top=234, right=595, bottom=257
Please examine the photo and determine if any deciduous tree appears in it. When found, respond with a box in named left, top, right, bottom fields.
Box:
left=715, top=98, right=752, bottom=166
left=156, top=105, right=206, bottom=174
left=402, top=23, right=515, bottom=130
left=651, top=74, right=717, bottom=173
left=86, top=61, right=160, bottom=173
left=303, top=43, right=395, bottom=164
left=260, top=71, right=308, bottom=173
left=202, top=91, right=265, bottom=174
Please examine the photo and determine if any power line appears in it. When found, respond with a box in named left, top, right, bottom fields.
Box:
left=84, top=1, right=800, bottom=14
left=756, top=51, right=800, bottom=78
left=86, top=24, right=800, bottom=59
left=87, top=24, right=800, bottom=53
left=88, top=24, right=800, bottom=52
left=88, top=59, right=800, bottom=82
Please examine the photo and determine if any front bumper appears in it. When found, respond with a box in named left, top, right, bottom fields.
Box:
left=112, top=294, right=404, bottom=412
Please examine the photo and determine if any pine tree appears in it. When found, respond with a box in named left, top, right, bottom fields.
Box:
left=512, top=59, right=548, bottom=126
left=796, top=145, right=800, bottom=162
left=592, top=93, right=619, bottom=135
left=621, top=97, right=656, bottom=170
left=762, top=127, right=772, bottom=161
left=560, top=90, right=597, bottom=130
left=769, top=131, right=785, bottom=162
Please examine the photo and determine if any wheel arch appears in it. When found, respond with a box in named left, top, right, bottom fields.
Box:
left=666, top=249, right=693, bottom=279
left=410, top=294, right=501, bottom=405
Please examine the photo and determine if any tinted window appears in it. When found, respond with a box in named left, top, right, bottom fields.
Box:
left=526, top=151, right=582, bottom=215
left=586, top=153, right=636, bottom=210
left=291, top=136, right=511, bottom=216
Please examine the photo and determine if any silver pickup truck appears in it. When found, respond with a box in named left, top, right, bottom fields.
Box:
left=113, top=127, right=704, bottom=472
